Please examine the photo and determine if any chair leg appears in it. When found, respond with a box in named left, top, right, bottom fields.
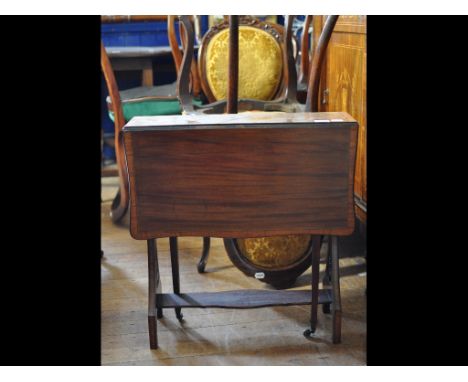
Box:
left=331, top=236, right=342, bottom=344
left=110, top=187, right=128, bottom=224
left=197, top=237, right=211, bottom=273
left=323, top=236, right=332, bottom=286
left=322, top=235, right=332, bottom=314
left=304, top=235, right=322, bottom=337
left=147, top=239, right=160, bottom=349
left=170, top=237, right=183, bottom=321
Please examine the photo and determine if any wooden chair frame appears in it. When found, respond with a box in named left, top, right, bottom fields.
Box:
left=197, top=15, right=287, bottom=104
left=101, top=41, right=129, bottom=222
left=177, top=15, right=337, bottom=115
left=100, top=16, right=200, bottom=223
left=101, top=41, right=183, bottom=223
left=298, top=16, right=313, bottom=91
left=177, top=15, right=304, bottom=115
left=101, top=16, right=210, bottom=264
left=176, top=15, right=338, bottom=280
left=167, top=15, right=202, bottom=98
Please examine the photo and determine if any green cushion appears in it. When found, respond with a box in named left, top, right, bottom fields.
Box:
left=108, top=98, right=203, bottom=122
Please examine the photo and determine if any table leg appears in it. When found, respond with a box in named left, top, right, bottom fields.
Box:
left=322, top=235, right=332, bottom=314
left=170, top=237, right=183, bottom=320
left=147, top=239, right=160, bottom=349
left=304, top=235, right=321, bottom=337
left=142, top=67, right=153, bottom=86
left=331, top=236, right=342, bottom=344
left=197, top=237, right=211, bottom=273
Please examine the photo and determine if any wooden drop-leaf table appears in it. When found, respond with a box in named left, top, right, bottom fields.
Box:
left=122, top=111, right=358, bottom=349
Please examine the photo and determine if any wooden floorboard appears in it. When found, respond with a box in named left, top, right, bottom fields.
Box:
left=101, top=176, right=367, bottom=365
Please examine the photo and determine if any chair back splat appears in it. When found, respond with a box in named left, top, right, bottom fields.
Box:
left=176, top=15, right=197, bottom=114
left=168, top=15, right=201, bottom=97
left=298, top=16, right=313, bottom=88
left=283, top=15, right=298, bottom=104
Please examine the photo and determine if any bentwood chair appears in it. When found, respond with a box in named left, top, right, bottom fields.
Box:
left=101, top=16, right=210, bottom=263
left=176, top=15, right=338, bottom=290
left=100, top=16, right=203, bottom=223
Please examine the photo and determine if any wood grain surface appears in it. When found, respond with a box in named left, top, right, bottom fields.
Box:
left=123, top=112, right=357, bottom=239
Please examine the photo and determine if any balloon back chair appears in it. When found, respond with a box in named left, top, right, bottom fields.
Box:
left=100, top=16, right=204, bottom=223
left=101, top=16, right=210, bottom=261
left=176, top=15, right=338, bottom=289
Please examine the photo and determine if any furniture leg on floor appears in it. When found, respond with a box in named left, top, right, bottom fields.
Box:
left=303, top=236, right=321, bottom=336
left=322, top=235, right=333, bottom=314
left=331, top=235, right=342, bottom=344
left=147, top=238, right=160, bottom=349
left=169, top=236, right=183, bottom=320
left=197, top=237, right=211, bottom=273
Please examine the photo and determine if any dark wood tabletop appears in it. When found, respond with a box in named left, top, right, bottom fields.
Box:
left=123, top=111, right=358, bottom=240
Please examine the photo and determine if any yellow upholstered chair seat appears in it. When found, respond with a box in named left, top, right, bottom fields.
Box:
left=205, top=26, right=283, bottom=101
left=237, top=235, right=312, bottom=269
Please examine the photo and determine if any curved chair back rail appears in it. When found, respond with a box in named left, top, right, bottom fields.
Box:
left=100, top=41, right=129, bottom=221
left=167, top=15, right=183, bottom=73
left=305, top=15, right=339, bottom=112
left=123, top=111, right=358, bottom=240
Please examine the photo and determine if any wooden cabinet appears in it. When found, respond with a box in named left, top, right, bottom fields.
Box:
left=318, top=15, right=367, bottom=222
